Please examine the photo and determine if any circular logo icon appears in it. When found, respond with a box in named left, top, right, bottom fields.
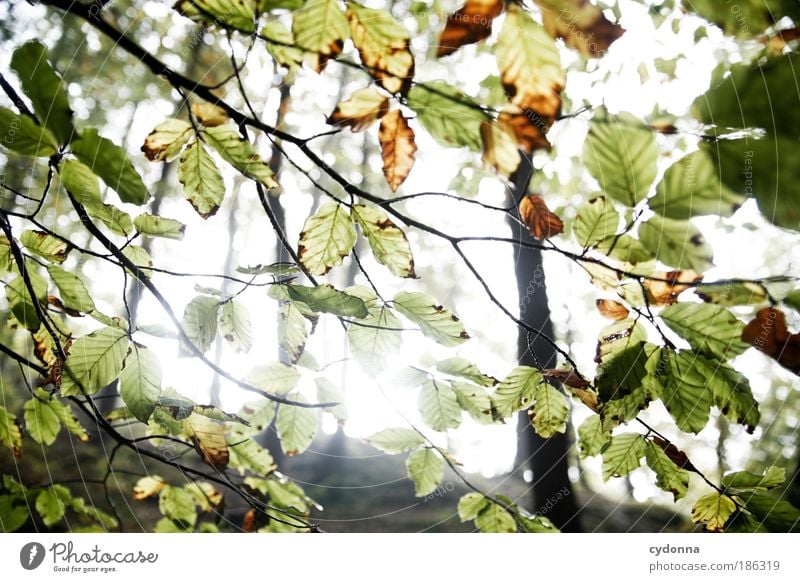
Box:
left=20, top=542, right=46, bottom=570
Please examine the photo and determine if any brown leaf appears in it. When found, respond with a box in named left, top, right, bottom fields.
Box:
left=437, top=0, right=505, bottom=57
left=497, top=105, right=552, bottom=153
left=536, top=0, right=625, bottom=57
left=742, top=307, right=800, bottom=374
left=519, top=195, right=564, bottom=240
left=378, top=110, right=417, bottom=192
left=542, top=368, right=590, bottom=389
left=326, top=86, right=389, bottom=132
left=242, top=509, right=258, bottom=532
left=596, top=299, right=629, bottom=321
left=651, top=436, right=698, bottom=473
left=191, top=102, right=228, bottom=127
left=643, top=270, right=702, bottom=306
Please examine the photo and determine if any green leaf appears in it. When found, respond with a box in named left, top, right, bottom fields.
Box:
left=696, top=282, right=768, bottom=307
left=203, top=125, right=277, bottom=187
left=723, top=467, right=785, bottom=491
left=347, top=304, right=402, bottom=373
left=121, top=246, right=153, bottom=274
left=351, top=204, right=416, bottom=278
left=697, top=55, right=800, bottom=136
left=285, top=284, right=369, bottom=318
left=175, top=0, right=257, bottom=32
left=141, top=118, right=193, bottom=161
left=695, top=54, right=800, bottom=230
left=59, top=159, right=133, bottom=236
left=47, top=266, right=95, bottom=313
left=531, top=383, right=569, bottom=438
left=436, top=357, right=496, bottom=387
left=458, top=493, right=490, bottom=522
left=119, top=344, right=162, bottom=423
left=574, top=196, right=620, bottom=248
left=159, top=486, right=197, bottom=528
left=492, top=366, right=543, bottom=418
left=659, top=350, right=714, bottom=434
left=180, top=295, right=220, bottom=353
left=595, top=318, right=648, bottom=364
left=44, top=391, right=89, bottom=442
left=133, top=214, right=186, bottom=240
left=602, top=432, right=646, bottom=480
left=660, top=302, right=749, bottom=361
left=292, top=0, right=350, bottom=63
left=475, top=502, right=516, bottom=533
left=407, top=82, right=489, bottom=151
left=263, top=20, right=304, bottom=69
left=595, top=234, right=653, bottom=264
left=596, top=342, right=653, bottom=402
left=36, top=485, right=69, bottom=527
left=178, top=141, right=226, bottom=219
left=20, top=230, right=70, bottom=263
left=691, top=492, right=736, bottom=532
left=518, top=514, right=559, bottom=533
left=61, top=327, right=130, bottom=396
left=645, top=440, right=690, bottom=501
left=707, top=361, right=760, bottom=432
left=577, top=415, right=610, bottom=459
left=638, top=215, right=713, bottom=272
left=366, top=427, right=425, bottom=454
left=740, top=492, right=800, bottom=532
left=392, top=291, right=470, bottom=346
left=24, top=394, right=61, bottom=445
left=452, top=382, right=494, bottom=425
left=276, top=394, right=318, bottom=455
left=72, top=128, right=149, bottom=205
left=278, top=302, right=309, bottom=363
left=244, top=362, right=301, bottom=395
left=10, top=41, right=74, bottom=143
left=0, top=106, right=58, bottom=157
left=405, top=448, right=444, bottom=496
left=650, top=150, right=743, bottom=219
left=418, top=380, right=462, bottom=432
left=315, top=377, right=347, bottom=422
left=7, top=273, right=46, bottom=331
left=686, top=0, right=800, bottom=37
left=0, top=494, right=29, bottom=532
left=219, top=300, right=254, bottom=353
left=583, top=117, right=658, bottom=207
left=0, top=406, right=23, bottom=458
left=297, top=201, right=357, bottom=275
left=228, top=437, right=276, bottom=475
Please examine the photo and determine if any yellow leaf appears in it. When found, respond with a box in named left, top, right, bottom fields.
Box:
left=496, top=4, right=565, bottom=119
left=480, top=120, right=521, bottom=178
left=348, top=2, right=414, bottom=94
left=327, top=86, right=389, bottom=132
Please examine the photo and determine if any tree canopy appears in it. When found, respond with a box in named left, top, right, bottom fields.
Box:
left=1, top=0, right=799, bottom=533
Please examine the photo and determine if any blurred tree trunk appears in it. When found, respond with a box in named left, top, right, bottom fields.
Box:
left=508, top=154, right=582, bottom=532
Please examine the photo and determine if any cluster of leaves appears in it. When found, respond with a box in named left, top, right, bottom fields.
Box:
left=1, top=476, right=116, bottom=532
left=1, top=0, right=800, bottom=533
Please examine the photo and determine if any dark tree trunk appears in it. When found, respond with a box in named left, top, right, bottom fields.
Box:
left=508, top=154, right=583, bottom=532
